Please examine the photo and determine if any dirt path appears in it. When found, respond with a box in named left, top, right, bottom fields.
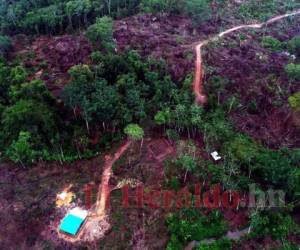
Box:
left=193, top=9, right=300, bottom=105
left=96, top=140, right=132, bottom=217
left=184, top=227, right=250, bottom=250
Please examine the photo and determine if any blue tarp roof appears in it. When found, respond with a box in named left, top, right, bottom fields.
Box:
left=59, top=214, right=85, bottom=235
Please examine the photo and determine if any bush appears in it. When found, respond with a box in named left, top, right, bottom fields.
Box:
left=166, top=210, right=227, bottom=247
left=285, top=63, right=300, bottom=80
left=5, top=131, right=38, bottom=166
left=287, top=36, right=300, bottom=56
left=9, top=65, right=27, bottom=85
left=250, top=211, right=297, bottom=240
left=261, top=36, right=283, bottom=52
left=254, top=149, right=292, bottom=186
left=86, top=16, right=115, bottom=52
left=185, top=0, right=211, bottom=25
left=224, top=135, right=259, bottom=164
left=288, top=92, right=300, bottom=111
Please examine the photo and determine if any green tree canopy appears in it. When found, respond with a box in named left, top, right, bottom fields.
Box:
left=124, top=124, right=144, bottom=141
left=185, top=0, right=211, bottom=25
left=86, top=16, right=114, bottom=52
left=1, top=99, right=58, bottom=147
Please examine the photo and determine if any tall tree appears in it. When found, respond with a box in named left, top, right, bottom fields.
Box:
left=185, top=0, right=211, bottom=25
left=86, top=16, right=114, bottom=52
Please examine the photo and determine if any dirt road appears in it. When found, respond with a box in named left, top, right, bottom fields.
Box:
left=193, top=9, right=300, bottom=105
left=96, top=140, right=132, bottom=217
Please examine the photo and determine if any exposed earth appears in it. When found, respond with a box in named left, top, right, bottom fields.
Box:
left=1, top=5, right=300, bottom=250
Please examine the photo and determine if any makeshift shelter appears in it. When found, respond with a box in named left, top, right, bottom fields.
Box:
left=59, top=207, right=88, bottom=236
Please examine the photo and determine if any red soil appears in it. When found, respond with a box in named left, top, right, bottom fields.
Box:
left=96, top=140, right=132, bottom=217
left=192, top=9, right=300, bottom=105
left=114, top=14, right=216, bottom=82
left=13, top=35, right=92, bottom=97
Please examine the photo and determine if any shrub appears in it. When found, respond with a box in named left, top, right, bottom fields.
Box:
left=250, top=212, right=297, bottom=240
left=9, top=65, right=27, bottom=85
left=285, top=63, right=300, bottom=80
left=287, top=36, right=300, bottom=56
left=261, top=36, right=283, bottom=52
left=5, top=131, right=38, bottom=166
left=86, top=16, right=115, bottom=52
left=166, top=210, right=227, bottom=247
left=224, top=135, right=259, bottom=164
left=254, top=149, right=292, bottom=186
left=202, top=109, right=234, bottom=149
left=288, top=92, right=300, bottom=111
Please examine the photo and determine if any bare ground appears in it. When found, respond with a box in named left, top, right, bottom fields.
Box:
left=203, top=16, right=300, bottom=148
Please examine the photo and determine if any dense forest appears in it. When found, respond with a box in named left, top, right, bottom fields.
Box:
left=0, top=0, right=300, bottom=249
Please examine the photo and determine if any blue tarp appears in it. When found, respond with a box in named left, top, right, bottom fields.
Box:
left=59, top=214, right=85, bottom=235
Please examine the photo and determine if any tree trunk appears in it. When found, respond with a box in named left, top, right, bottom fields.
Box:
left=184, top=169, right=188, bottom=183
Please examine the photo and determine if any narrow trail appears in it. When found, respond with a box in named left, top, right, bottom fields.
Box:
left=193, top=9, right=300, bottom=105
left=96, top=140, right=132, bottom=217
left=184, top=227, right=250, bottom=250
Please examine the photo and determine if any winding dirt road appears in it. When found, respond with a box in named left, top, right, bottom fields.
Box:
left=96, top=140, right=132, bottom=217
left=193, top=9, right=300, bottom=105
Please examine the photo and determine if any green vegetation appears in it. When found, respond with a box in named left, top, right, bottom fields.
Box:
left=166, top=210, right=227, bottom=249
left=86, top=16, right=115, bottom=52
left=124, top=124, right=144, bottom=141
left=237, top=0, right=300, bottom=21
left=0, top=1, right=300, bottom=249
left=140, top=0, right=184, bottom=14
left=0, top=0, right=141, bottom=35
left=287, top=36, right=300, bottom=56
left=288, top=92, right=300, bottom=111
left=140, top=0, right=211, bottom=23
left=5, top=131, right=38, bottom=166
left=285, top=63, right=300, bottom=80
left=185, top=0, right=211, bottom=25
left=176, top=154, right=196, bottom=182
left=197, top=238, right=232, bottom=250
left=261, top=36, right=283, bottom=52
left=250, top=211, right=299, bottom=240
